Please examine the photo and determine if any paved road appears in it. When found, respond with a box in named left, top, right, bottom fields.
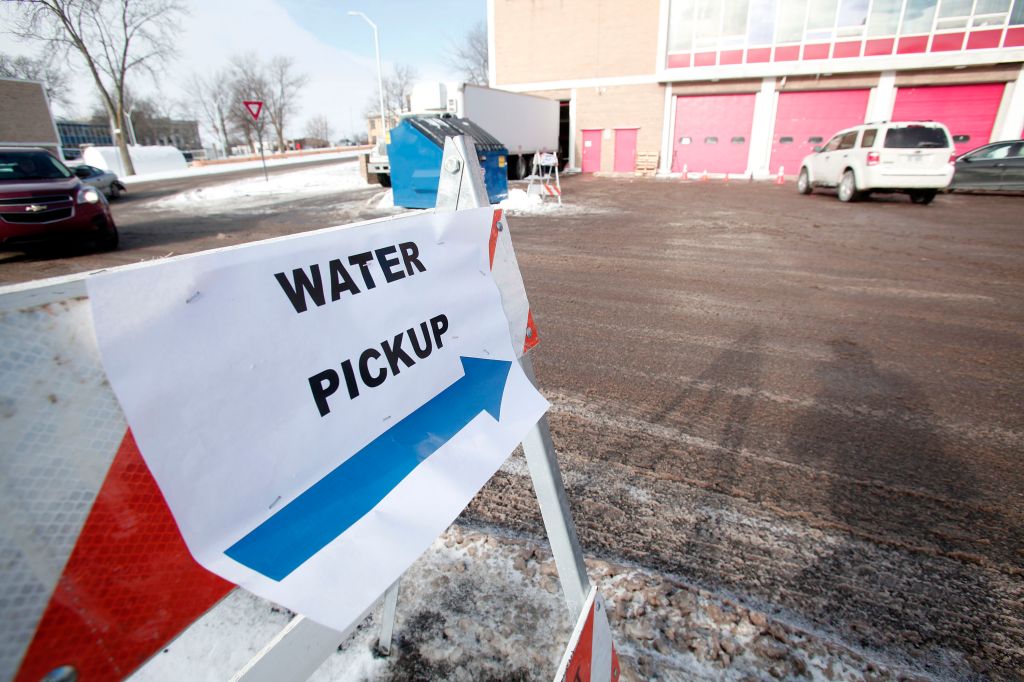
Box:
left=2, top=170, right=1021, bottom=678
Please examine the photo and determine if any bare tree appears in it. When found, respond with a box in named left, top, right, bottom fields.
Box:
left=266, top=56, right=308, bottom=153
left=0, top=50, right=71, bottom=108
left=447, top=22, right=488, bottom=85
left=228, top=54, right=270, bottom=154
left=8, top=0, right=186, bottom=175
left=304, top=115, right=332, bottom=145
left=190, top=70, right=234, bottom=156
left=364, top=63, right=418, bottom=122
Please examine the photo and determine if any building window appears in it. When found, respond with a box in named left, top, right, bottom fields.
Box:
left=666, top=0, right=1019, bottom=59
left=705, top=136, right=719, bottom=144
left=836, top=0, right=869, bottom=37
left=776, top=0, right=808, bottom=42
left=748, top=0, right=777, bottom=44
left=731, top=136, right=746, bottom=143
left=868, top=0, right=903, bottom=34
left=805, top=0, right=838, bottom=40
left=936, top=0, right=972, bottom=29
left=953, top=134, right=971, bottom=143
left=1011, top=0, right=1024, bottom=24
left=902, top=0, right=937, bottom=33
left=973, top=0, right=1011, bottom=26
left=668, top=0, right=695, bottom=50
left=779, top=136, right=795, bottom=143
left=694, top=0, right=722, bottom=49
left=807, top=136, right=824, bottom=144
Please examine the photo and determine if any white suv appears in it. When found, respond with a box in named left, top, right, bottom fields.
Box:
left=797, top=121, right=955, bottom=204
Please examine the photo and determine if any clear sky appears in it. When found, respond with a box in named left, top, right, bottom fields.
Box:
left=0, top=0, right=486, bottom=145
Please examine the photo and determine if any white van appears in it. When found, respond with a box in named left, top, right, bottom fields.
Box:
left=797, top=121, right=955, bottom=204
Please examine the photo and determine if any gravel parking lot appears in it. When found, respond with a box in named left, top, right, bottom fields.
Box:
left=3, top=171, right=1021, bottom=679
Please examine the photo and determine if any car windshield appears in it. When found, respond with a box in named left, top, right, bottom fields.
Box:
left=884, top=127, right=950, bottom=149
left=0, top=151, right=73, bottom=181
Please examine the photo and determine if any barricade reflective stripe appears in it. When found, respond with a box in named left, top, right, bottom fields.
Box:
left=15, top=433, right=232, bottom=680
left=554, top=587, right=621, bottom=682
left=0, top=289, right=231, bottom=680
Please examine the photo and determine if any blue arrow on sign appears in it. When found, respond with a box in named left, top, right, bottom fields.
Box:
left=225, top=356, right=512, bottom=581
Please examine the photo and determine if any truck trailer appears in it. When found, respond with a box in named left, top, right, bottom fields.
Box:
left=366, top=83, right=560, bottom=186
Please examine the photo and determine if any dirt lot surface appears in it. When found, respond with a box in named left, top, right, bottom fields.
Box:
left=3, top=170, right=1021, bottom=679
left=467, top=177, right=1023, bottom=680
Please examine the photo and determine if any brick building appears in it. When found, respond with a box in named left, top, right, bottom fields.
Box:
left=488, top=0, right=1024, bottom=176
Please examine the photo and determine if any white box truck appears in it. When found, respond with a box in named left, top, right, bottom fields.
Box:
left=365, top=82, right=560, bottom=184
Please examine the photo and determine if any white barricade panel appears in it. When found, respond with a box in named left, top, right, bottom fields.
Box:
left=86, top=206, right=549, bottom=636
left=0, top=292, right=234, bottom=680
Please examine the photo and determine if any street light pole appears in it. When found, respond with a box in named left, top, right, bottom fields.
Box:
left=348, top=11, right=387, bottom=147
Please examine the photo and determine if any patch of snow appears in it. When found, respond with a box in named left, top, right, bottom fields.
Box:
left=122, top=150, right=366, bottom=185
left=133, top=523, right=891, bottom=681
left=498, top=187, right=605, bottom=216
left=147, top=162, right=373, bottom=214
left=367, top=188, right=395, bottom=210
left=84, top=146, right=187, bottom=176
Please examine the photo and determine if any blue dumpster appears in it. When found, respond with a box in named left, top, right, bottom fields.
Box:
left=388, top=114, right=509, bottom=209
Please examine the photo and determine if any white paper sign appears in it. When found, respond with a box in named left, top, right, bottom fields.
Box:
left=86, top=207, right=548, bottom=633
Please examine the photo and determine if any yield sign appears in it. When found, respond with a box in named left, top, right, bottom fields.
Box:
left=243, top=100, right=263, bottom=121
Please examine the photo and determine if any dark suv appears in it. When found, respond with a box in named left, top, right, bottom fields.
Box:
left=0, top=147, right=119, bottom=251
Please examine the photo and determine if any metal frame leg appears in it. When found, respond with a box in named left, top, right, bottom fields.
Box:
left=376, top=579, right=401, bottom=656
left=519, top=355, right=590, bottom=617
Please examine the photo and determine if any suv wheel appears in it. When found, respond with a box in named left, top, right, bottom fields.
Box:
left=797, top=168, right=812, bottom=195
left=909, top=189, right=936, bottom=205
left=94, top=219, right=119, bottom=251
left=837, top=170, right=861, bottom=202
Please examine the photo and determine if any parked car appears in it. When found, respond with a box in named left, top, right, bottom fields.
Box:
left=950, top=139, right=1024, bottom=192
left=0, top=147, right=118, bottom=251
left=72, top=164, right=126, bottom=199
left=797, top=121, right=955, bottom=204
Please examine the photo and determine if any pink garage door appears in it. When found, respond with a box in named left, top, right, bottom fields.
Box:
left=672, top=94, right=755, bottom=175
left=582, top=129, right=602, bottom=173
left=771, top=89, right=870, bottom=176
left=892, top=83, right=1005, bottom=156
left=613, top=128, right=638, bottom=172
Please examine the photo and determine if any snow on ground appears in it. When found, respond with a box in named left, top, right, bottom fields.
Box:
left=146, top=161, right=379, bottom=214
left=132, top=486, right=897, bottom=680
left=143, top=167, right=600, bottom=220
left=499, top=187, right=605, bottom=216
left=122, top=150, right=366, bottom=185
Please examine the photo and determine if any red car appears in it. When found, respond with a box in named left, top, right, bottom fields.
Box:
left=0, top=147, right=119, bottom=251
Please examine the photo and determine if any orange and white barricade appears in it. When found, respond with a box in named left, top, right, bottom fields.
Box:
left=554, top=586, right=621, bottom=682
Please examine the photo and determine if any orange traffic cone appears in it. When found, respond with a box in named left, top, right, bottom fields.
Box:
left=700, top=169, right=708, bottom=182
left=724, top=172, right=730, bottom=183
left=681, top=163, right=689, bottom=181
left=775, top=166, right=785, bottom=185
